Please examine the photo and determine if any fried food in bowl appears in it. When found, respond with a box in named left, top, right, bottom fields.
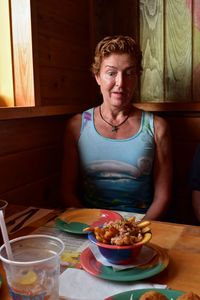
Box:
left=84, top=217, right=152, bottom=265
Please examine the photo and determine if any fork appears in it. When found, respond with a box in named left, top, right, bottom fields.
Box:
left=6, top=208, right=38, bottom=227
left=9, top=208, right=39, bottom=233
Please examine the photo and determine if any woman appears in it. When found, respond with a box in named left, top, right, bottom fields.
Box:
left=61, top=35, right=172, bottom=220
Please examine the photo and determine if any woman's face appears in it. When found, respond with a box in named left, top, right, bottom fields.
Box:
left=95, top=53, right=138, bottom=107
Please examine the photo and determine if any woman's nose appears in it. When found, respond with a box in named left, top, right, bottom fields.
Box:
left=115, top=73, right=124, bottom=87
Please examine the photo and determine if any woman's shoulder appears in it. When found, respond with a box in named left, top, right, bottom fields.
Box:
left=153, top=114, right=171, bottom=142
left=68, top=108, right=93, bottom=123
left=153, top=114, right=169, bottom=131
left=65, top=113, right=82, bottom=140
left=65, top=108, right=94, bottom=139
left=67, top=113, right=82, bottom=127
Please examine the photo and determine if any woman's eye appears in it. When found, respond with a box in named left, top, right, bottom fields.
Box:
left=126, top=70, right=134, bottom=76
left=126, top=68, right=137, bottom=76
left=107, top=71, right=116, bottom=77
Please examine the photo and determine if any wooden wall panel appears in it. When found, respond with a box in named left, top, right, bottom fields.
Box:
left=0, top=117, right=65, bottom=156
left=0, top=0, right=14, bottom=106
left=90, top=0, right=139, bottom=101
left=37, top=0, right=89, bottom=30
left=0, top=116, right=66, bottom=207
left=163, top=114, right=200, bottom=224
left=90, top=0, right=138, bottom=46
left=1, top=175, right=60, bottom=208
left=139, top=0, right=164, bottom=102
left=39, top=68, right=92, bottom=106
left=11, top=0, right=35, bottom=106
left=192, top=0, right=200, bottom=101
left=38, top=35, right=89, bottom=70
left=90, top=0, right=200, bottom=104
left=0, top=146, right=61, bottom=194
left=34, top=0, right=94, bottom=107
left=165, top=0, right=192, bottom=102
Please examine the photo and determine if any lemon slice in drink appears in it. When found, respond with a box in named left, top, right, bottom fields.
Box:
left=19, top=270, right=37, bottom=285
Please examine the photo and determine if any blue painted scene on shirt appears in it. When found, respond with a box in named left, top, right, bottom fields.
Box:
left=78, top=108, right=155, bottom=213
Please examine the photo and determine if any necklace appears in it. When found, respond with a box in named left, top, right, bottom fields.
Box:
left=99, top=106, right=129, bottom=132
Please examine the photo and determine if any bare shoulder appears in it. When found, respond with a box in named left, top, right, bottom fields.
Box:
left=153, top=115, right=171, bottom=142
left=65, top=113, right=82, bottom=141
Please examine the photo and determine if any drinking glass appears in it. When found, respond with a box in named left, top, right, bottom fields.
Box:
left=0, top=234, right=65, bottom=300
left=0, top=200, right=8, bottom=216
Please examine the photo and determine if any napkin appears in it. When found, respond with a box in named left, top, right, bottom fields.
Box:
left=89, top=244, right=157, bottom=271
left=59, top=268, right=167, bottom=300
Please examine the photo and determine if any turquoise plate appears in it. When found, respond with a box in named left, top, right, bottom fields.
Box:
left=80, top=243, right=169, bottom=281
left=104, top=288, right=184, bottom=300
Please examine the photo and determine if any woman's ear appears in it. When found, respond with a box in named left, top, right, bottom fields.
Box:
left=95, top=74, right=100, bottom=86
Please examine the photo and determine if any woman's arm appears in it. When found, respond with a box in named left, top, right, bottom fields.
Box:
left=60, top=114, right=84, bottom=208
left=144, top=116, right=173, bottom=220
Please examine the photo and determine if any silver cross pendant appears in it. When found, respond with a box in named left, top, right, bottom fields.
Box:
left=112, top=126, right=119, bottom=132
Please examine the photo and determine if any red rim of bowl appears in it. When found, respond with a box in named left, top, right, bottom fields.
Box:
left=88, top=232, right=144, bottom=249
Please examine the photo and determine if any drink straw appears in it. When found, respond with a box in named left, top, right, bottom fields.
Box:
left=0, top=210, right=14, bottom=260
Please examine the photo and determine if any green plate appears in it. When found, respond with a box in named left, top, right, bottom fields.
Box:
left=55, top=208, right=123, bottom=234
left=80, top=243, right=169, bottom=281
left=104, top=288, right=184, bottom=300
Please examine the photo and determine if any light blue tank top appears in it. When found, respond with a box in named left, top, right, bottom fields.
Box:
left=78, top=108, right=155, bottom=213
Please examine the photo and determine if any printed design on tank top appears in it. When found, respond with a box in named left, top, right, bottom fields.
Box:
left=82, top=111, right=92, bottom=131
left=79, top=109, right=154, bottom=212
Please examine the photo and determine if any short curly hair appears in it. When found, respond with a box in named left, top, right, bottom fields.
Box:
left=91, top=35, right=143, bottom=76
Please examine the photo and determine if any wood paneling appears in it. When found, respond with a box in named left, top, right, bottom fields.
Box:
left=39, top=67, right=91, bottom=106
left=1, top=175, right=60, bottom=208
left=165, top=0, right=192, bottom=102
left=0, top=147, right=60, bottom=193
left=0, top=116, right=66, bottom=208
left=0, top=117, right=64, bottom=155
left=91, top=0, right=200, bottom=103
left=11, top=0, right=35, bottom=106
left=5, top=0, right=200, bottom=109
left=0, top=0, right=93, bottom=209
left=0, top=0, right=14, bottom=106
left=192, top=0, right=200, bottom=101
left=91, top=0, right=138, bottom=46
left=155, top=112, right=200, bottom=224
left=139, top=0, right=193, bottom=102
left=90, top=0, right=139, bottom=100
left=35, top=0, right=94, bottom=107
left=140, top=0, right=164, bottom=101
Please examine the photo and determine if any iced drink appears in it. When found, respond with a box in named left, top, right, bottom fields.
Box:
left=0, top=234, right=65, bottom=299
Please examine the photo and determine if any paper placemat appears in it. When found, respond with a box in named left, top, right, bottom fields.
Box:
left=59, top=268, right=167, bottom=300
left=89, top=243, right=157, bottom=271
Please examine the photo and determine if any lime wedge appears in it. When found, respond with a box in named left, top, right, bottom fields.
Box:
left=19, top=270, right=37, bottom=285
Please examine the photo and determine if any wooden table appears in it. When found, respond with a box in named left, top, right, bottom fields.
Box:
left=0, top=206, right=200, bottom=299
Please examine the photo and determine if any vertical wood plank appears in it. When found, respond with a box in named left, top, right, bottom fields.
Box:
left=139, top=0, right=164, bottom=102
left=0, top=0, right=14, bottom=107
left=192, top=0, right=200, bottom=101
left=10, top=0, right=35, bottom=106
left=165, top=0, right=192, bottom=102
left=91, top=0, right=139, bottom=49
left=36, top=0, right=93, bottom=106
left=30, top=0, right=41, bottom=105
